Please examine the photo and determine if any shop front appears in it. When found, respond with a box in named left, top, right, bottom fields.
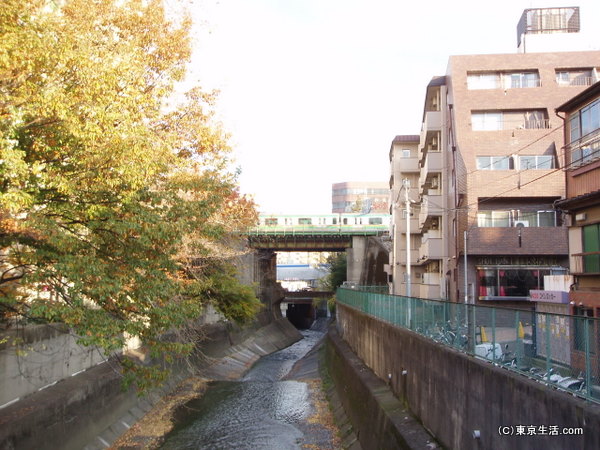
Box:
left=475, top=256, right=567, bottom=302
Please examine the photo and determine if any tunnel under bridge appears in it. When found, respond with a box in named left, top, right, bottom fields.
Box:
left=247, top=217, right=391, bottom=326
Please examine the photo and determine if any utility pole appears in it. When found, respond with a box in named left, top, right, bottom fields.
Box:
left=404, top=178, right=411, bottom=298
left=464, top=230, right=468, bottom=304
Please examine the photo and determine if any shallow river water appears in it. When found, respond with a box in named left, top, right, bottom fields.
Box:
left=160, top=319, right=336, bottom=449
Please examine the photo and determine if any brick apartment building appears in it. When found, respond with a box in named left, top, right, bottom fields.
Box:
left=389, top=6, right=600, bottom=307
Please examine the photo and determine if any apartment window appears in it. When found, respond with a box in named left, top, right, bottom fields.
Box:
left=477, top=209, right=558, bottom=227
left=472, top=112, right=503, bottom=130
left=569, top=114, right=581, bottom=142
left=472, top=110, right=548, bottom=131
left=467, top=71, right=540, bottom=90
left=518, top=155, right=554, bottom=169
left=583, top=223, right=600, bottom=273
left=477, top=210, right=510, bottom=227
left=536, top=211, right=557, bottom=227
left=579, top=99, right=600, bottom=137
left=556, top=69, right=594, bottom=87
left=571, top=141, right=600, bottom=168
left=581, top=99, right=600, bottom=137
left=476, top=156, right=512, bottom=170
left=568, top=99, right=600, bottom=168
left=509, top=72, right=540, bottom=88
left=467, top=73, right=500, bottom=90
left=401, top=149, right=411, bottom=158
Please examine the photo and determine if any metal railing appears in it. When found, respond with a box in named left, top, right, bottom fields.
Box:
left=571, top=252, right=600, bottom=275
left=337, top=286, right=600, bottom=403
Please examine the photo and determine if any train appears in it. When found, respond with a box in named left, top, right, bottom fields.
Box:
left=254, top=213, right=391, bottom=233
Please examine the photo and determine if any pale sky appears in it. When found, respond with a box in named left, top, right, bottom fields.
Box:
left=179, top=0, right=600, bottom=214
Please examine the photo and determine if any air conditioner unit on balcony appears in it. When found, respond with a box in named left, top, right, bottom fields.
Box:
left=514, top=220, right=529, bottom=227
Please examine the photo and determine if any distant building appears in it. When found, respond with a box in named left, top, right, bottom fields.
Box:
left=276, top=264, right=329, bottom=291
left=332, top=181, right=389, bottom=213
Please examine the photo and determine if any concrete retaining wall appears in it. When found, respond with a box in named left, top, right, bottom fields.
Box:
left=337, top=303, right=600, bottom=450
left=325, top=324, right=438, bottom=450
left=0, top=317, right=301, bottom=450
left=0, top=324, right=106, bottom=408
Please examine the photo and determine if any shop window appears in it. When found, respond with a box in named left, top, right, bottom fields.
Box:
left=478, top=268, right=549, bottom=300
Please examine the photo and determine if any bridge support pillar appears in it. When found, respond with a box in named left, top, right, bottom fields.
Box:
left=256, top=249, right=285, bottom=318
left=346, top=236, right=367, bottom=284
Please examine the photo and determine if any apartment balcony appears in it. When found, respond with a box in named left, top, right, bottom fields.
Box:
left=571, top=252, right=600, bottom=275
left=566, top=129, right=600, bottom=169
left=557, top=77, right=596, bottom=87
left=393, top=156, right=419, bottom=174
left=395, top=216, right=420, bottom=234
left=418, top=236, right=443, bottom=263
left=517, top=7, right=580, bottom=47
left=416, top=282, right=441, bottom=300
left=424, top=110, right=442, bottom=132
left=418, top=195, right=443, bottom=229
left=422, top=151, right=442, bottom=174
left=397, top=248, right=420, bottom=265
left=419, top=113, right=442, bottom=160
left=467, top=226, right=568, bottom=255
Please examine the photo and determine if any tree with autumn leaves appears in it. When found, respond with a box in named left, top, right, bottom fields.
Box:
left=0, top=0, right=261, bottom=390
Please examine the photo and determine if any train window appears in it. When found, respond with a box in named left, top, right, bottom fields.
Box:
left=265, top=218, right=278, bottom=226
left=369, top=218, right=383, bottom=225
left=298, top=218, right=312, bottom=225
left=333, top=218, right=337, bottom=225
left=343, top=218, right=348, bottom=225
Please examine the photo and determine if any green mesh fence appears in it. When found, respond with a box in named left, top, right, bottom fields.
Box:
left=336, top=286, right=600, bottom=403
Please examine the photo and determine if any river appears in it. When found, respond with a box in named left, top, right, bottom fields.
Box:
left=159, top=318, right=340, bottom=449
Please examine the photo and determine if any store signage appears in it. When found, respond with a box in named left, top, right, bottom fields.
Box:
left=529, top=290, right=569, bottom=304
left=476, top=256, right=560, bottom=266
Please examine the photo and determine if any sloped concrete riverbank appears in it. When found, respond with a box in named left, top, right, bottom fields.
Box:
left=0, top=317, right=302, bottom=450
left=115, top=318, right=344, bottom=449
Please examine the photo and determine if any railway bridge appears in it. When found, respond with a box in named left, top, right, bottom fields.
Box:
left=246, top=213, right=392, bottom=325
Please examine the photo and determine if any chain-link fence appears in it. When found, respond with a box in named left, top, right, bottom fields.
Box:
left=337, top=286, right=600, bottom=403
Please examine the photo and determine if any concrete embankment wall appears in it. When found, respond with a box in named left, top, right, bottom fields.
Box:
left=0, top=324, right=106, bottom=408
left=336, top=303, right=600, bottom=450
left=325, top=324, right=438, bottom=450
left=0, top=316, right=301, bottom=450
